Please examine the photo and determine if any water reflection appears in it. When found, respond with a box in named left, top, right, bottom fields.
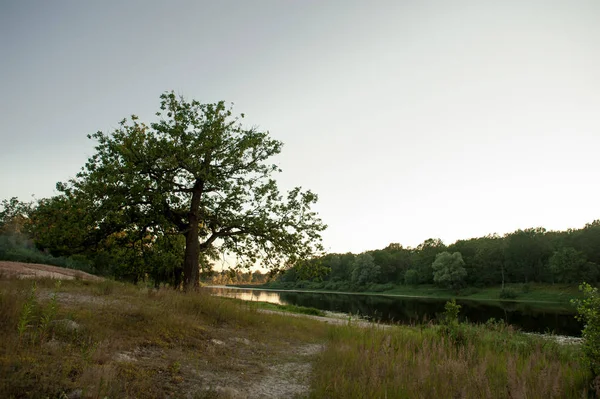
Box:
left=210, top=286, right=285, bottom=304
left=205, top=286, right=582, bottom=336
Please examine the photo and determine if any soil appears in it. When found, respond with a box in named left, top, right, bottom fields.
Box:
left=0, top=261, right=103, bottom=281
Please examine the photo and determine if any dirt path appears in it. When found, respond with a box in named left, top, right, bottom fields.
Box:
left=0, top=261, right=103, bottom=281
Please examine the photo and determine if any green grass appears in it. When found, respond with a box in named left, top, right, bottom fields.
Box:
left=249, top=282, right=583, bottom=305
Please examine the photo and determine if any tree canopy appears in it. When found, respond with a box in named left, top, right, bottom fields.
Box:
left=432, top=251, right=467, bottom=289
left=54, top=92, right=326, bottom=289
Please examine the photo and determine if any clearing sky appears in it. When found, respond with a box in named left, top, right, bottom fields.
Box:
left=1, top=1, right=599, bottom=254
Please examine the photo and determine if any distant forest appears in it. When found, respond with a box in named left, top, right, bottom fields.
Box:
left=270, top=221, right=600, bottom=292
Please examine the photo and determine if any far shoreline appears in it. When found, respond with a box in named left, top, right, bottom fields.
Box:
left=211, top=283, right=580, bottom=307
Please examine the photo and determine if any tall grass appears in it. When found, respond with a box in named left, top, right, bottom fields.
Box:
left=310, top=323, right=589, bottom=398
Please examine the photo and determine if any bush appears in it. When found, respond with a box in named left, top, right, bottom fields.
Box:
left=521, top=283, right=531, bottom=293
left=404, top=269, right=419, bottom=286
left=443, top=299, right=461, bottom=326
left=499, top=288, right=518, bottom=299
left=438, top=300, right=471, bottom=345
left=368, top=283, right=394, bottom=292
left=572, top=282, right=600, bottom=375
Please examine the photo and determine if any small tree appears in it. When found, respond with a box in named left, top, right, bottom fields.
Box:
left=572, top=282, right=600, bottom=375
left=443, top=299, right=461, bottom=326
left=432, top=252, right=467, bottom=290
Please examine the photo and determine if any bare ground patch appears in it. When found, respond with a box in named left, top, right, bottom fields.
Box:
left=0, top=261, right=102, bottom=281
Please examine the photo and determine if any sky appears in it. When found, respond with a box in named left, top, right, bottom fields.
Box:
left=1, top=1, right=599, bottom=255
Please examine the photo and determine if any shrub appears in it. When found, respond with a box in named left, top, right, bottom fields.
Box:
left=443, top=299, right=461, bottom=326
left=438, top=299, right=470, bottom=345
left=367, top=283, right=394, bottom=292
left=572, top=282, right=600, bottom=375
left=499, top=288, right=518, bottom=299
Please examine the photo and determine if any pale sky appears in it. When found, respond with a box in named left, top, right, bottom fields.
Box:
left=1, top=1, right=599, bottom=254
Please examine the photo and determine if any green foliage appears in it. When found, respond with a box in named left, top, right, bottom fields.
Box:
left=432, top=251, right=467, bottom=289
left=504, top=228, right=553, bottom=283
left=442, top=299, right=461, bottom=326
left=572, top=282, right=600, bottom=375
left=38, top=281, right=61, bottom=344
left=350, top=253, right=380, bottom=286
left=0, top=235, right=95, bottom=274
left=0, top=197, right=33, bottom=236
left=550, top=247, right=598, bottom=284
left=403, top=269, right=419, bottom=286
left=54, top=92, right=326, bottom=289
left=499, top=288, right=518, bottom=299
left=17, top=283, right=37, bottom=346
left=17, top=281, right=62, bottom=346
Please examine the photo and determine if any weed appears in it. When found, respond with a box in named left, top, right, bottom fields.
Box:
left=39, top=280, right=61, bottom=344
left=17, top=282, right=37, bottom=346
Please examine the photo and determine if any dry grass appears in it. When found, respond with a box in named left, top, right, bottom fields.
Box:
left=0, top=277, right=329, bottom=398
left=309, top=323, right=590, bottom=398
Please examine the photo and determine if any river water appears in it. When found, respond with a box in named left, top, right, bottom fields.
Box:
left=205, top=286, right=582, bottom=337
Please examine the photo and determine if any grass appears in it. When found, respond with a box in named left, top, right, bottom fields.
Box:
left=0, top=276, right=593, bottom=398
left=0, top=277, right=329, bottom=398
left=310, top=322, right=590, bottom=398
left=247, top=301, right=327, bottom=317
left=249, top=282, right=583, bottom=305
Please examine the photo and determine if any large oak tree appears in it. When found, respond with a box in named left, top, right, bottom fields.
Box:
left=59, top=92, right=326, bottom=289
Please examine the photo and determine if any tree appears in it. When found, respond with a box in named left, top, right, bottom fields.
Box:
left=404, top=269, right=419, bottom=286
left=572, top=283, right=600, bottom=375
left=0, top=197, right=32, bottom=236
left=412, top=238, right=446, bottom=284
left=58, top=92, right=326, bottom=289
left=351, top=253, right=380, bottom=286
left=549, top=247, right=587, bottom=283
left=432, top=251, right=467, bottom=289
left=504, top=228, right=552, bottom=283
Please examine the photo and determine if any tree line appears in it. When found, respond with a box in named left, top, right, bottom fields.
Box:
left=272, top=223, right=600, bottom=292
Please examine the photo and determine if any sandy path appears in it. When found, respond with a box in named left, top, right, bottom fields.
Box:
left=0, top=261, right=103, bottom=281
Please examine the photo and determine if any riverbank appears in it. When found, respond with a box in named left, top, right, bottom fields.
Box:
left=0, top=276, right=592, bottom=398
left=230, top=282, right=582, bottom=305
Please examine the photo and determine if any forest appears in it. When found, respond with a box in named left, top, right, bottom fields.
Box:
left=269, top=222, right=600, bottom=293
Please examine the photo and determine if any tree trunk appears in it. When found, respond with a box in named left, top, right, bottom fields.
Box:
left=183, top=222, right=200, bottom=290
left=183, top=181, right=204, bottom=290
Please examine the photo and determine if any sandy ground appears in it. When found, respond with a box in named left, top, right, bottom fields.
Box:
left=0, top=261, right=103, bottom=281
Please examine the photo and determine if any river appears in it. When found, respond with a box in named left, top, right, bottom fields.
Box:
left=204, top=286, right=583, bottom=336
